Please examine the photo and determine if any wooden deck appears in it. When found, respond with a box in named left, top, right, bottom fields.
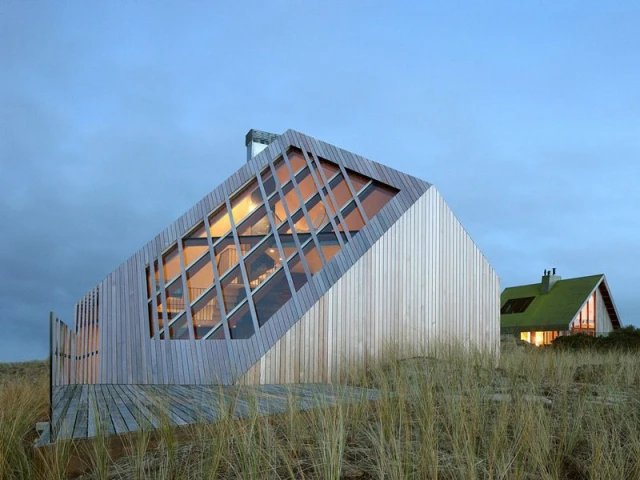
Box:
left=36, top=384, right=381, bottom=446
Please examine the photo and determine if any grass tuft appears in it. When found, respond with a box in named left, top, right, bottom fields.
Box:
left=3, top=346, right=640, bottom=479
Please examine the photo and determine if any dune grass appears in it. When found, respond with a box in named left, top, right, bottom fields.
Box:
left=2, top=346, right=640, bottom=479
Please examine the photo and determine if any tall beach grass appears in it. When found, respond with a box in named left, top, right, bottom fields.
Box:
left=2, top=346, right=640, bottom=479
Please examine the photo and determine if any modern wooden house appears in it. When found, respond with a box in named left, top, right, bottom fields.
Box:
left=500, top=270, right=622, bottom=346
left=51, top=129, right=500, bottom=387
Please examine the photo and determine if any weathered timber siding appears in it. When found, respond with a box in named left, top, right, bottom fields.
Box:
left=237, top=187, right=501, bottom=385
left=57, top=130, right=499, bottom=386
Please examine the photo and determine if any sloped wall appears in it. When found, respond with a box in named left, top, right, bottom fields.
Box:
left=238, top=187, right=501, bottom=384
left=72, top=130, right=432, bottom=385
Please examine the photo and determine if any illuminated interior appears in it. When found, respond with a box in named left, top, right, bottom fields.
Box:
left=519, top=331, right=562, bottom=346
left=570, top=291, right=596, bottom=336
left=146, top=148, right=399, bottom=340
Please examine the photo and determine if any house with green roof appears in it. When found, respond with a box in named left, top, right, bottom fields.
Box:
left=500, top=269, right=622, bottom=346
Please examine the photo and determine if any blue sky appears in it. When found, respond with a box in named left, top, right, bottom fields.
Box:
left=1, top=1, right=638, bottom=361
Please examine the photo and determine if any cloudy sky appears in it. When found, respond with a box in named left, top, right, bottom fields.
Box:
left=1, top=1, right=638, bottom=361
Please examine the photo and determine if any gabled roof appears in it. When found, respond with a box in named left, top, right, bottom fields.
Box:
left=500, top=274, right=621, bottom=333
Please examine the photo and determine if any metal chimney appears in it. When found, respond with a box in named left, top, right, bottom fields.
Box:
left=245, top=129, right=278, bottom=162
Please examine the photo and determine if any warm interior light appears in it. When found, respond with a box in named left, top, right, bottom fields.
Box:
left=534, top=331, right=543, bottom=346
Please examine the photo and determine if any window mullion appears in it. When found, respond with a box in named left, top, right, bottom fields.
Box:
left=176, top=239, right=196, bottom=342
left=253, top=163, right=301, bottom=304
left=148, top=268, right=159, bottom=340
left=225, top=196, right=263, bottom=341
left=332, top=151, right=370, bottom=224
left=282, top=149, right=329, bottom=271
left=307, top=149, right=354, bottom=242
left=267, top=160, right=314, bottom=282
left=156, top=253, right=170, bottom=339
left=300, top=149, right=348, bottom=250
left=202, top=214, right=232, bottom=341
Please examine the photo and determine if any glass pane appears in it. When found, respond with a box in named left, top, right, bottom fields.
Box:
left=320, top=186, right=338, bottom=216
left=156, top=294, right=164, bottom=330
left=281, top=244, right=298, bottom=259
left=268, top=185, right=289, bottom=227
left=244, top=236, right=281, bottom=290
left=236, top=205, right=271, bottom=253
left=328, top=174, right=354, bottom=210
left=321, top=222, right=350, bottom=244
left=317, top=229, right=341, bottom=264
left=230, top=179, right=263, bottom=226
left=287, top=253, right=308, bottom=292
left=252, top=269, right=292, bottom=327
left=208, top=207, right=232, bottom=242
left=227, top=302, right=255, bottom=339
left=190, top=287, right=222, bottom=339
left=213, top=234, right=239, bottom=277
left=272, top=157, right=291, bottom=186
left=148, top=301, right=161, bottom=337
left=359, top=182, right=398, bottom=219
left=146, top=266, right=152, bottom=299
left=236, top=204, right=271, bottom=237
left=295, top=167, right=319, bottom=201
left=153, top=261, right=160, bottom=293
left=168, top=315, right=190, bottom=340
left=301, top=227, right=342, bottom=275
left=209, top=326, right=225, bottom=340
left=318, top=159, right=340, bottom=181
left=277, top=213, right=313, bottom=245
left=220, top=266, right=247, bottom=314
left=187, top=222, right=207, bottom=239
left=162, top=246, right=182, bottom=284
left=183, top=237, right=209, bottom=267
left=165, top=281, right=186, bottom=322
left=302, top=241, right=324, bottom=275
left=287, top=148, right=308, bottom=174
left=261, top=166, right=278, bottom=198
left=185, top=255, right=214, bottom=301
left=347, top=168, right=369, bottom=193
left=280, top=179, right=303, bottom=217
left=297, top=195, right=330, bottom=233
left=340, top=201, right=366, bottom=233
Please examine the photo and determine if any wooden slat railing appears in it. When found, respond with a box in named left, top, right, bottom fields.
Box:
left=50, top=313, right=75, bottom=387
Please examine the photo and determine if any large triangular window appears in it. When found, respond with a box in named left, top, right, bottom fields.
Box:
left=146, top=148, right=399, bottom=340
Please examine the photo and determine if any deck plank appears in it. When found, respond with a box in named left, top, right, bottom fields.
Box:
left=122, top=385, right=161, bottom=428
left=94, top=385, right=116, bottom=436
left=72, top=386, right=89, bottom=439
left=107, top=385, right=139, bottom=432
left=144, top=385, right=191, bottom=426
left=116, top=384, right=159, bottom=429
left=40, top=384, right=382, bottom=446
left=87, top=386, right=98, bottom=438
left=51, top=385, right=77, bottom=439
left=102, top=385, right=129, bottom=434
left=58, top=386, right=81, bottom=441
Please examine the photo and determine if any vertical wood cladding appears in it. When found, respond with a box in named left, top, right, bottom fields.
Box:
left=237, top=187, right=500, bottom=385
left=55, top=130, right=499, bottom=386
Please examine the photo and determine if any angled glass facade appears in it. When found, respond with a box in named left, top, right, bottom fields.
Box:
left=145, top=148, right=399, bottom=340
